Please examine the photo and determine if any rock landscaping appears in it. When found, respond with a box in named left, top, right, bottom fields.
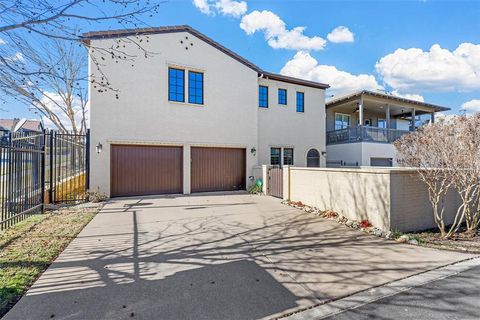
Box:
left=282, top=199, right=480, bottom=254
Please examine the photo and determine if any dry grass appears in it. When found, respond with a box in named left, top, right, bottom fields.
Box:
left=0, top=203, right=102, bottom=317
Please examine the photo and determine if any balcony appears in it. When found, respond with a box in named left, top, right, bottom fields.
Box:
left=326, top=126, right=411, bottom=145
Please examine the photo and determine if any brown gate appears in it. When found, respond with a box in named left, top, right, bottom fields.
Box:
left=191, top=147, right=246, bottom=193
left=110, top=145, right=183, bottom=197
left=268, top=167, right=283, bottom=198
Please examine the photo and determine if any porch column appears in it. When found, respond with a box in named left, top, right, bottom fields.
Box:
left=358, top=97, right=364, bottom=126
left=385, top=104, right=391, bottom=128
left=411, top=108, right=416, bottom=131
left=430, top=112, right=435, bottom=124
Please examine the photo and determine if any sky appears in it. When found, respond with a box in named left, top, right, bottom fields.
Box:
left=2, top=0, right=480, bottom=122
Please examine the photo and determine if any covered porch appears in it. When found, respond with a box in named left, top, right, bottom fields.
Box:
left=326, top=90, right=448, bottom=145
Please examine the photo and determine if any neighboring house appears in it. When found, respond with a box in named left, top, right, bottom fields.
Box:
left=82, top=25, right=329, bottom=198
left=0, top=118, right=43, bottom=144
left=325, top=90, right=450, bottom=167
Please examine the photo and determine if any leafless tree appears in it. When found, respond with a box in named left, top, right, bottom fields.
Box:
left=0, top=38, right=88, bottom=134
left=396, top=115, right=480, bottom=238
left=394, top=121, right=460, bottom=238
left=0, top=0, right=161, bottom=128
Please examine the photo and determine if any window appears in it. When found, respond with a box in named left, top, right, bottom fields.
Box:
left=259, top=86, right=268, bottom=108
left=307, top=149, right=320, bottom=167
left=278, top=88, right=287, bottom=105
left=271, top=147, right=281, bottom=165
left=188, top=71, right=204, bottom=104
left=378, top=119, right=387, bottom=128
left=168, top=68, right=185, bottom=102
left=335, top=113, right=350, bottom=130
left=296, top=92, right=304, bottom=112
left=283, top=148, right=294, bottom=165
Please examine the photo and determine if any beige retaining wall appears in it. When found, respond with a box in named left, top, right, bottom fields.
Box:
left=282, top=167, right=461, bottom=232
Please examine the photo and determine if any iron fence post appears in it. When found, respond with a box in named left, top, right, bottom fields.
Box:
left=49, top=131, right=54, bottom=203
left=41, top=130, right=46, bottom=212
left=85, top=129, right=90, bottom=191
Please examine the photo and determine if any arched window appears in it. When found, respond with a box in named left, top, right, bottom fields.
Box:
left=307, top=149, right=320, bottom=167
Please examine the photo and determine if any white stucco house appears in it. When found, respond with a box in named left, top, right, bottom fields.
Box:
left=325, top=90, right=450, bottom=167
left=82, top=25, right=329, bottom=197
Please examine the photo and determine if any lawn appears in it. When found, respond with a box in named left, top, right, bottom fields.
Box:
left=0, top=204, right=102, bottom=317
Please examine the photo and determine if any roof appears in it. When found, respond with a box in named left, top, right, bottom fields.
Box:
left=326, top=90, right=450, bottom=112
left=81, top=25, right=330, bottom=90
left=0, top=119, right=43, bottom=132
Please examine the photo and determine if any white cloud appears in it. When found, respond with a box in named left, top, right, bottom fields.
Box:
left=376, top=43, right=480, bottom=92
left=0, top=38, right=5, bottom=45
left=215, top=0, right=247, bottom=17
left=193, top=0, right=247, bottom=17
left=280, top=51, right=382, bottom=94
left=240, top=10, right=326, bottom=51
left=327, top=26, right=354, bottom=43
left=460, top=99, right=480, bottom=114
left=36, top=92, right=88, bottom=130
left=391, top=90, right=425, bottom=102
left=193, top=0, right=213, bottom=15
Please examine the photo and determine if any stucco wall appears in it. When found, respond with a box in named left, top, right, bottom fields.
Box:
left=257, top=78, right=326, bottom=167
left=88, top=31, right=326, bottom=196
left=284, top=167, right=461, bottom=232
left=326, top=142, right=398, bottom=167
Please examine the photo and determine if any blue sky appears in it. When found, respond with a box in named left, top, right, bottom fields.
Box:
left=3, top=0, right=480, bottom=121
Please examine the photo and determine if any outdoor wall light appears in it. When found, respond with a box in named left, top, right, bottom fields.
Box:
left=250, top=147, right=256, bottom=156
left=321, top=151, right=327, bottom=157
left=96, top=142, right=103, bottom=154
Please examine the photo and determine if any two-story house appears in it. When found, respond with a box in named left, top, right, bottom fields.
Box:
left=325, top=90, right=449, bottom=167
left=82, top=25, right=329, bottom=198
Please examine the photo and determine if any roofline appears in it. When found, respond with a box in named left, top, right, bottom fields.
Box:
left=326, top=90, right=450, bottom=112
left=81, top=25, right=330, bottom=90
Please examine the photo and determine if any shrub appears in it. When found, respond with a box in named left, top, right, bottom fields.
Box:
left=360, top=219, right=372, bottom=228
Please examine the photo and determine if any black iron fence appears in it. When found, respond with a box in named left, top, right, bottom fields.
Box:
left=326, top=126, right=411, bottom=145
left=0, top=130, right=89, bottom=230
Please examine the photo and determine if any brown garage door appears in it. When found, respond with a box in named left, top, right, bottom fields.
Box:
left=111, top=145, right=183, bottom=197
left=191, top=147, right=246, bottom=193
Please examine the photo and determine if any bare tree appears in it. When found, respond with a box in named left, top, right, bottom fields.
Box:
left=0, top=0, right=160, bottom=75
left=0, top=38, right=88, bottom=134
left=394, top=121, right=460, bottom=238
left=396, top=115, right=480, bottom=238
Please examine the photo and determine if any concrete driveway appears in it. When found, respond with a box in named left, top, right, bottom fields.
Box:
left=5, top=193, right=473, bottom=320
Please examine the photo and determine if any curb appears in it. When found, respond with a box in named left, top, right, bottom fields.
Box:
left=281, top=256, right=480, bottom=320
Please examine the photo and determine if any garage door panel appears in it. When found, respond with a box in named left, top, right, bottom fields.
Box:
left=111, top=145, right=183, bottom=197
left=191, top=147, right=246, bottom=193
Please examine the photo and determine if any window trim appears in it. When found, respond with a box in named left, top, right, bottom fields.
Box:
left=188, top=70, right=204, bottom=105
left=296, top=91, right=305, bottom=113
left=335, top=112, right=351, bottom=130
left=168, top=67, right=185, bottom=103
left=278, top=88, right=287, bottom=105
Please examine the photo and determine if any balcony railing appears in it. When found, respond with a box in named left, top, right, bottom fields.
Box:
left=326, top=126, right=411, bottom=145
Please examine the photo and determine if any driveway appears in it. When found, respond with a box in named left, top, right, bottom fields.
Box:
left=5, top=193, right=473, bottom=320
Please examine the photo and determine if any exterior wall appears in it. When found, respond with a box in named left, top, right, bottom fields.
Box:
left=286, top=167, right=391, bottom=230
left=89, top=31, right=258, bottom=196
left=257, top=78, right=326, bottom=168
left=326, top=142, right=398, bottom=166
left=88, top=31, right=327, bottom=197
left=283, top=167, right=462, bottom=232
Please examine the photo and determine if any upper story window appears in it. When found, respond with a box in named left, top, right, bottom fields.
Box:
left=188, top=71, right=204, bottom=105
left=271, top=147, right=281, bottom=165
left=168, top=68, right=185, bottom=102
left=278, top=88, right=287, bottom=105
left=296, top=92, right=304, bottom=112
left=283, top=148, right=294, bottom=165
left=259, top=86, right=268, bottom=108
left=335, top=113, right=350, bottom=130
left=378, top=118, right=387, bottom=128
